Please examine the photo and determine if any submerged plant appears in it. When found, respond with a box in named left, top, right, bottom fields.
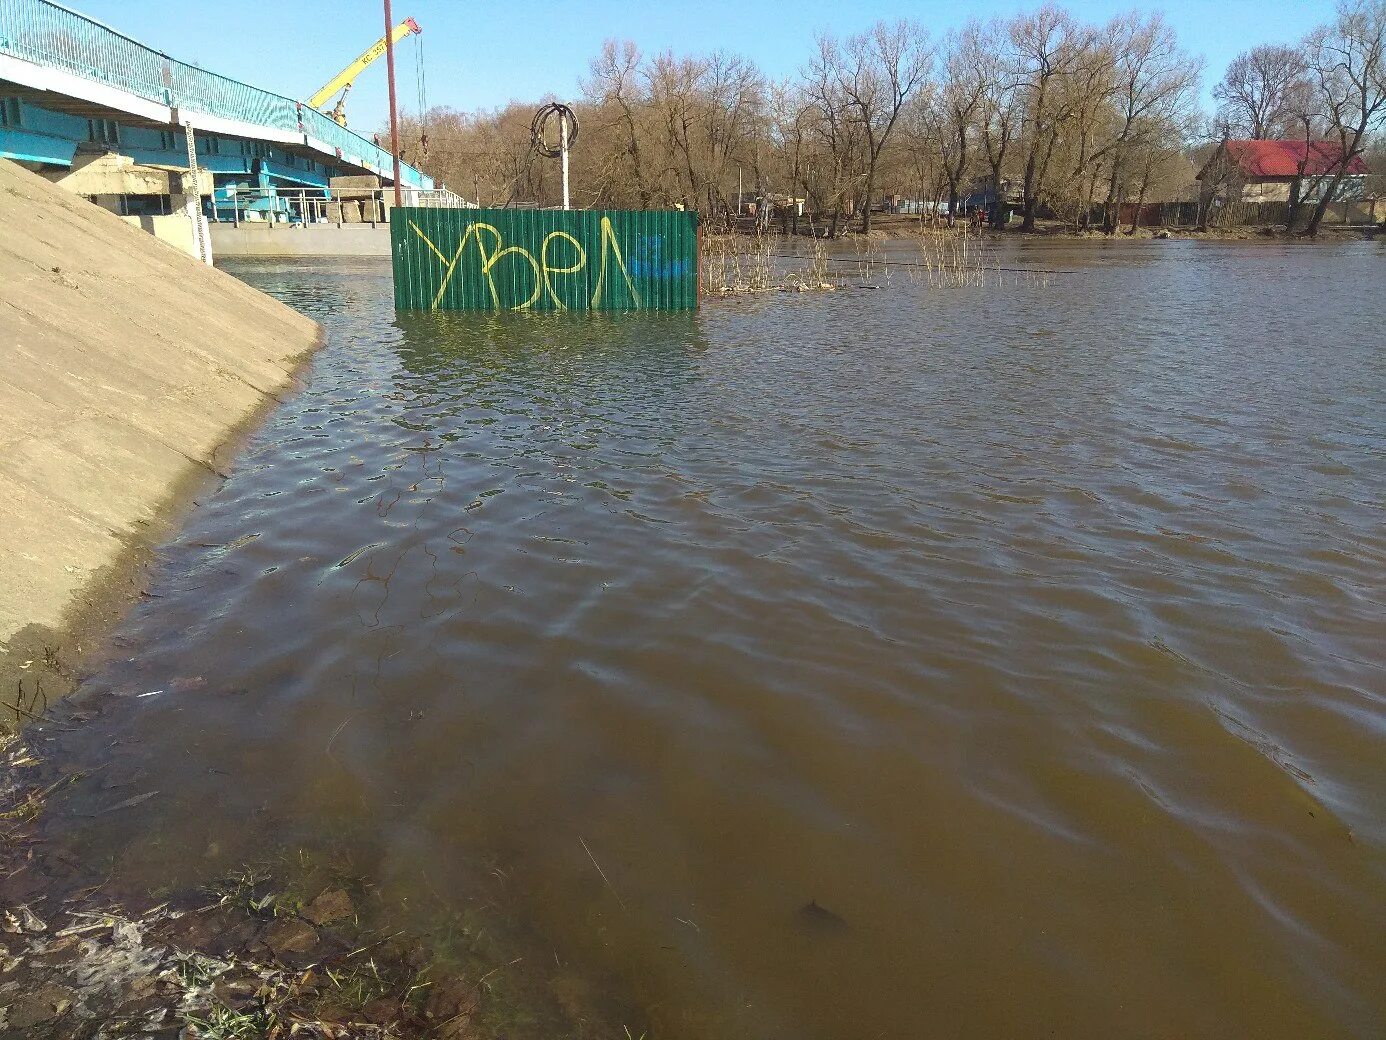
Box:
left=182, top=1000, right=275, bottom=1040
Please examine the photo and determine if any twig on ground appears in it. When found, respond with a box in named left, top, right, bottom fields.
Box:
left=578, top=835, right=627, bottom=911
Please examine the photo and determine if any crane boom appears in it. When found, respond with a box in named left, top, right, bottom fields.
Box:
left=308, top=18, right=421, bottom=114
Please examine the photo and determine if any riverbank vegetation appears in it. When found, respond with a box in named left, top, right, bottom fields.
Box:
left=392, top=2, right=1384, bottom=238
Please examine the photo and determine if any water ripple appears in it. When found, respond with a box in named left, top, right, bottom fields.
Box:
left=39, top=244, right=1386, bottom=1040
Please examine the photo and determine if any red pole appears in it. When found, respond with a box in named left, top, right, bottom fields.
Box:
left=383, top=0, right=403, bottom=207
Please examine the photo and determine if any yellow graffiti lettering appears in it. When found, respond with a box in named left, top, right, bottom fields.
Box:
left=410, top=221, right=449, bottom=264
left=540, top=231, right=587, bottom=310
left=408, top=220, right=463, bottom=310
left=482, top=245, right=543, bottom=311
left=461, top=222, right=504, bottom=310
left=410, top=220, right=505, bottom=310
left=413, top=217, right=643, bottom=311
left=591, top=216, right=641, bottom=309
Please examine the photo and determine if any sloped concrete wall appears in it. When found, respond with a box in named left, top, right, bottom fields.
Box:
left=0, top=158, right=321, bottom=723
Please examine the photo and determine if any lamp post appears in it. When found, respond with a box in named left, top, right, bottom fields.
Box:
left=560, top=109, right=571, bottom=211
left=383, top=0, right=403, bottom=207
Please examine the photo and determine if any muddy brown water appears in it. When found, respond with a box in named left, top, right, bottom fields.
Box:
left=25, top=241, right=1386, bottom=1038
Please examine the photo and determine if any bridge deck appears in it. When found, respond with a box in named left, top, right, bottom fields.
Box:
left=0, top=0, right=432, bottom=189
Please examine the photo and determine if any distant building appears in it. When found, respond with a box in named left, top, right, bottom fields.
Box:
left=1197, top=140, right=1371, bottom=204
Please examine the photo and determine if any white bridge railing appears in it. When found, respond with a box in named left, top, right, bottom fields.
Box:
left=217, top=185, right=475, bottom=226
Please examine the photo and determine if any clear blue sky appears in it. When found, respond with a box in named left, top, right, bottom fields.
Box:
left=78, top=0, right=1337, bottom=131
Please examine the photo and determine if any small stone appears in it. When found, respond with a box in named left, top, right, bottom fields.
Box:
left=113, top=992, right=166, bottom=1021
left=212, top=979, right=257, bottom=1008
left=5, top=984, right=75, bottom=1028
left=41, top=936, right=80, bottom=956
left=439, top=1018, right=474, bottom=1040
left=363, top=997, right=400, bottom=1023
left=263, top=918, right=318, bottom=957
left=2, top=904, right=46, bottom=934
left=426, top=976, right=475, bottom=1020
left=215, top=918, right=261, bottom=957
left=128, top=976, right=157, bottom=999
left=18, top=905, right=46, bottom=932
left=302, top=888, right=353, bottom=927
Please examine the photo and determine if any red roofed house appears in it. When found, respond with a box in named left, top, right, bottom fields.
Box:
left=1197, top=139, right=1372, bottom=205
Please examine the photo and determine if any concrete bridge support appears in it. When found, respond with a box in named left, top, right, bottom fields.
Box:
left=43, top=151, right=215, bottom=262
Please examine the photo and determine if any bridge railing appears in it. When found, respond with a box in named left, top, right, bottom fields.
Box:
left=0, top=0, right=430, bottom=187
left=299, top=103, right=393, bottom=174
left=218, top=185, right=474, bottom=225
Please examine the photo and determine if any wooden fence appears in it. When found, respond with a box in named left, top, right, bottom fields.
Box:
left=1116, top=198, right=1383, bottom=230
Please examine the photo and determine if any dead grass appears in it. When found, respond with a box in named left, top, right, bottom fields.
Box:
left=700, top=229, right=834, bottom=295
left=700, top=223, right=1060, bottom=297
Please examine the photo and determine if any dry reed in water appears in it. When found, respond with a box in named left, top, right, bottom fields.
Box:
left=700, top=224, right=1054, bottom=297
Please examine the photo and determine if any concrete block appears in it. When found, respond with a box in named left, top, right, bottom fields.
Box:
left=119, top=213, right=199, bottom=259
left=329, top=174, right=381, bottom=200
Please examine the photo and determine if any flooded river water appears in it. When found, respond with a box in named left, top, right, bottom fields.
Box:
left=31, top=241, right=1386, bottom=1037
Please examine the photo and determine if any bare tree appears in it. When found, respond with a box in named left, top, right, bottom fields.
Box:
left=931, top=27, right=988, bottom=224
left=585, top=40, right=652, bottom=207
left=399, top=5, right=1370, bottom=237
left=1123, top=135, right=1188, bottom=232
left=1094, top=13, right=1200, bottom=232
left=1011, top=5, right=1096, bottom=231
left=1281, top=75, right=1328, bottom=228
left=818, top=21, right=933, bottom=233
left=802, top=36, right=865, bottom=237
left=974, top=19, right=1020, bottom=228
left=767, top=80, right=812, bottom=232
left=899, top=98, right=944, bottom=221
left=1214, top=45, right=1309, bottom=138
left=641, top=50, right=767, bottom=214
left=1302, top=0, right=1386, bottom=235
left=645, top=52, right=707, bottom=209
left=702, top=52, right=768, bottom=214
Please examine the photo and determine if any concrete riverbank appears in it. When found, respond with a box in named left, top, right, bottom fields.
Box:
left=0, top=158, right=322, bottom=730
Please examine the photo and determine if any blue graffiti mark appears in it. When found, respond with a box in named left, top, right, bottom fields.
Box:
left=629, top=259, right=690, bottom=277
left=629, top=233, right=689, bottom=279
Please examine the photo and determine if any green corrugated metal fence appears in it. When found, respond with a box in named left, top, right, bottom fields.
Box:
left=391, top=208, right=699, bottom=312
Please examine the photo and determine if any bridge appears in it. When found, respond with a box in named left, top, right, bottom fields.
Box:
left=0, top=0, right=453, bottom=257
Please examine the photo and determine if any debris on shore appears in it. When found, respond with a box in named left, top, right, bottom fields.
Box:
left=0, top=734, right=626, bottom=1040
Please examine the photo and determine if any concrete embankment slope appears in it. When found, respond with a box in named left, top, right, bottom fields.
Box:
left=0, top=158, right=321, bottom=725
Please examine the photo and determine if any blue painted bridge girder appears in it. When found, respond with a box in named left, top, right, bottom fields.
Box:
left=0, top=0, right=433, bottom=193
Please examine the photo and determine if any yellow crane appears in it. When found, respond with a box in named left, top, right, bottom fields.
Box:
left=308, top=18, right=421, bottom=127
